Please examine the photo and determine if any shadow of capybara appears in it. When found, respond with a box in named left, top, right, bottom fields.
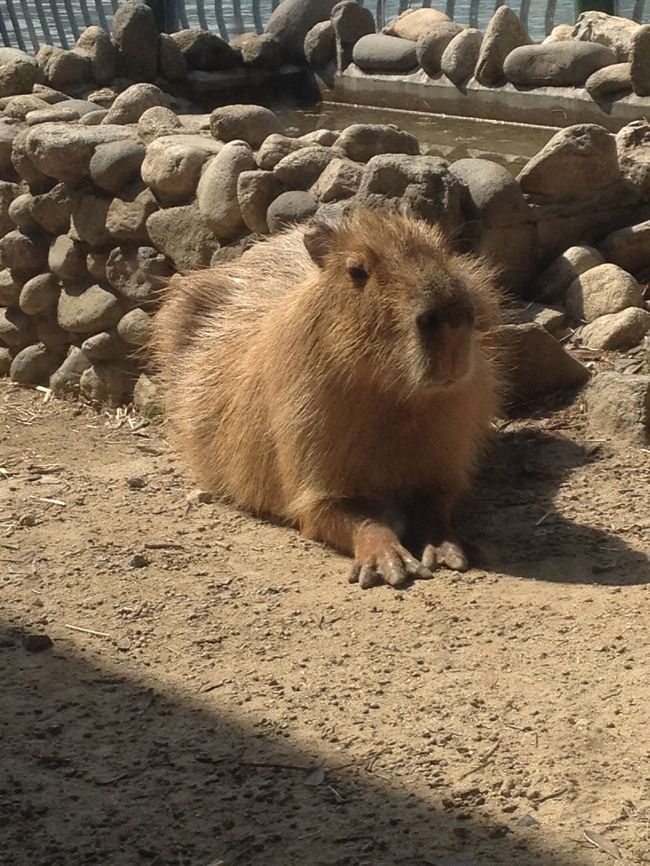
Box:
left=151, top=208, right=505, bottom=588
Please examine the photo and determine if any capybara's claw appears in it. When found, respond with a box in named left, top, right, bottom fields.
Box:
left=351, top=543, right=433, bottom=589
left=423, top=541, right=468, bottom=572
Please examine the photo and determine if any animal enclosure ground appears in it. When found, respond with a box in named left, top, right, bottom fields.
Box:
left=1, top=380, right=649, bottom=866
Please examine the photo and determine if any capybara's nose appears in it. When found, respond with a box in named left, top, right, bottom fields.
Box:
left=416, top=308, right=441, bottom=337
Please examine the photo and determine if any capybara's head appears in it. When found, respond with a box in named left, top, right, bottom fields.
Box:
left=302, top=208, right=502, bottom=396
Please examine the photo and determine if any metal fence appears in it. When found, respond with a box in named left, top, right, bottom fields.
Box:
left=0, top=0, right=647, bottom=51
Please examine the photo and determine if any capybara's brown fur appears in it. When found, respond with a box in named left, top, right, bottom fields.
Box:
left=152, top=209, right=505, bottom=588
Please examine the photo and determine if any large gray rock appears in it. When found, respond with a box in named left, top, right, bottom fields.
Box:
left=106, top=245, right=171, bottom=307
left=331, top=1, right=375, bottom=71
left=266, top=190, right=318, bottom=232
left=274, top=145, right=337, bottom=188
left=48, top=234, right=87, bottom=282
left=585, top=62, right=632, bottom=99
left=0, top=347, right=10, bottom=376
left=581, top=307, right=650, bottom=350
left=517, top=124, right=620, bottom=201
left=239, top=33, right=283, bottom=70
left=80, top=362, right=135, bottom=406
left=103, top=83, right=168, bottom=125
left=0, top=268, right=22, bottom=306
left=81, top=330, right=127, bottom=361
left=116, top=307, right=153, bottom=346
left=503, top=41, right=617, bottom=87
left=585, top=372, right=650, bottom=444
left=141, top=136, right=215, bottom=202
left=112, top=0, right=159, bottom=82
left=265, top=0, right=338, bottom=63
left=30, top=184, right=71, bottom=236
left=449, top=157, right=528, bottom=227
left=210, top=105, right=281, bottom=149
left=19, top=273, right=60, bottom=316
left=416, top=22, right=464, bottom=77
left=89, top=140, right=146, bottom=194
left=0, top=307, right=34, bottom=350
left=532, top=244, right=604, bottom=302
left=256, top=134, right=306, bottom=170
left=565, top=263, right=643, bottom=322
left=356, top=153, right=463, bottom=235
left=0, top=180, right=20, bottom=236
left=170, top=28, right=239, bottom=70
left=601, top=220, right=650, bottom=275
left=441, top=28, right=483, bottom=86
left=49, top=346, right=92, bottom=394
left=24, top=123, right=135, bottom=183
left=491, top=322, right=590, bottom=399
left=146, top=204, right=221, bottom=272
left=616, top=119, right=650, bottom=199
left=337, top=123, right=419, bottom=162
left=0, top=230, right=48, bottom=276
left=383, top=7, right=450, bottom=41
left=8, top=193, right=39, bottom=233
left=75, top=26, right=116, bottom=85
left=10, top=343, right=61, bottom=385
left=11, top=127, right=49, bottom=185
left=70, top=191, right=111, bottom=247
left=36, top=45, right=91, bottom=89
left=352, top=34, right=418, bottom=73
left=0, top=122, right=18, bottom=174
left=196, top=141, right=256, bottom=240
left=0, top=51, right=41, bottom=97
left=106, top=185, right=158, bottom=244
left=475, top=5, right=531, bottom=87
left=312, top=157, right=363, bottom=201
left=58, top=283, right=122, bottom=334
left=34, top=316, right=72, bottom=351
left=237, top=170, right=285, bottom=234
left=158, top=32, right=188, bottom=82
left=137, top=105, right=183, bottom=144
left=304, top=21, right=336, bottom=68
left=86, top=250, right=109, bottom=282
left=631, top=25, right=650, bottom=96
left=3, top=94, right=50, bottom=120
left=571, top=11, right=641, bottom=62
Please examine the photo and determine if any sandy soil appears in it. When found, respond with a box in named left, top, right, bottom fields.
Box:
left=1, top=379, right=649, bottom=866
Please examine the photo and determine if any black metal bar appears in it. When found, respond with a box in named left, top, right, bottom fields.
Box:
left=19, top=0, right=41, bottom=51
left=252, top=0, right=264, bottom=34
left=5, top=0, right=27, bottom=51
left=63, top=0, right=81, bottom=40
left=48, top=0, right=70, bottom=46
left=545, top=0, right=557, bottom=35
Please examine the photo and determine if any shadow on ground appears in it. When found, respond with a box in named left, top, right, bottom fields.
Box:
left=461, top=428, right=649, bottom=586
left=1, top=614, right=595, bottom=866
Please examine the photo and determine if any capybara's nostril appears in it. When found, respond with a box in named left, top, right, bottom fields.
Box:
left=417, top=309, right=441, bottom=335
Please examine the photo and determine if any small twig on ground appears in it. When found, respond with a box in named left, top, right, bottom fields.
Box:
left=144, top=541, right=185, bottom=550
left=65, top=624, right=111, bottom=638
left=458, top=740, right=500, bottom=781
left=536, top=787, right=567, bottom=803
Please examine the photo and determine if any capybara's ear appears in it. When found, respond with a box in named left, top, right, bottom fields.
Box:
left=303, top=222, right=336, bottom=267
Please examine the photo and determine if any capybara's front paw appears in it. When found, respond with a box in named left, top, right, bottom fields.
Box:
left=422, top=540, right=468, bottom=572
left=349, top=524, right=434, bottom=588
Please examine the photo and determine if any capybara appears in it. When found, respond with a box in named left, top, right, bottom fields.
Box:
left=152, top=208, right=504, bottom=588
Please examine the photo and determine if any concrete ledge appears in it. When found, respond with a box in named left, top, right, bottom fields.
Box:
left=319, top=65, right=650, bottom=132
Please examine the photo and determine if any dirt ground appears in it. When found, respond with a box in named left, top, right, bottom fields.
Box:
left=1, top=378, right=649, bottom=866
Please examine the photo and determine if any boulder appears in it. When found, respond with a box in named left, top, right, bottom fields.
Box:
left=337, top=123, right=419, bottom=162
left=0, top=122, right=17, bottom=174
left=312, top=157, right=363, bottom=201
left=49, top=346, right=92, bottom=394
left=86, top=250, right=110, bottom=282
left=48, top=235, right=87, bottom=282
left=80, top=362, right=135, bottom=406
left=503, top=42, right=616, bottom=88
left=0, top=51, right=41, bottom=97
left=58, top=283, right=122, bottom=334
left=146, top=204, right=221, bottom=272
left=89, top=140, right=146, bottom=194
left=544, top=24, right=574, bottom=43
left=75, top=25, right=116, bottom=85
left=0, top=181, right=19, bottom=236
left=256, top=134, right=306, bottom=170
left=331, top=1, right=375, bottom=71
left=266, top=190, right=318, bottom=233
left=581, top=307, right=650, bottom=350
left=265, top=0, right=338, bottom=63
left=30, top=184, right=71, bottom=235
left=116, top=307, right=153, bottom=346
left=510, top=302, right=566, bottom=335
left=210, top=105, right=281, bottom=149
left=0, top=230, right=48, bottom=276
left=441, top=28, right=483, bottom=86
left=352, top=34, right=418, bottom=73
left=240, top=33, right=283, bottom=69
left=196, top=141, right=256, bottom=239
left=0, top=268, right=22, bottom=306
left=19, top=273, right=60, bottom=316
left=8, top=194, right=39, bottom=233
left=3, top=94, right=50, bottom=120
left=0, top=348, right=10, bottom=375
left=105, top=245, right=171, bottom=307
left=158, top=32, right=188, bottom=82
left=417, top=22, right=465, bottom=77
left=304, top=21, right=336, bottom=68
left=24, top=123, right=135, bottom=183
left=532, top=245, right=604, bottom=302
left=81, top=330, right=128, bottom=361
left=383, top=8, right=451, bottom=41
left=585, top=372, right=650, bottom=444
left=517, top=124, right=620, bottom=201
left=490, top=322, right=590, bottom=400
left=237, top=170, right=285, bottom=233
left=26, top=106, right=85, bottom=125
left=601, top=220, right=650, bottom=275
left=79, top=109, right=109, bottom=126
left=112, top=0, right=159, bottom=82
left=170, top=28, right=239, bottom=71
left=106, top=185, right=158, bottom=244
left=36, top=45, right=91, bottom=89
left=631, top=25, right=650, bottom=96
left=10, top=343, right=61, bottom=385
left=0, top=308, right=34, bottom=350
left=133, top=372, right=162, bottom=416
left=70, top=191, right=112, bottom=247
left=11, top=127, right=50, bottom=185
left=585, top=62, right=632, bottom=99
left=35, top=317, right=72, bottom=351
left=571, top=11, right=640, bottom=62
left=475, top=5, right=531, bottom=87
left=616, top=119, right=650, bottom=199
left=449, top=157, right=528, bottom=227
left=137, top=105, right=183, bottom=144
left=103, top=83, right=168, bottom=125
left=565, top=263, right=643, bottom=322
left=300, top=129, right=339, bottom=146
left=274, top=145, right=337, bottom=188
left=141, top=137, right=215, bottom=202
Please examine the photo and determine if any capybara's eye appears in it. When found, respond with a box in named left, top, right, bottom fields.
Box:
left=347, top=265, right=368, bottom=283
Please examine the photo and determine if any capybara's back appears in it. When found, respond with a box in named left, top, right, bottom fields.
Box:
left=152, top=208, right=505, bottom=588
